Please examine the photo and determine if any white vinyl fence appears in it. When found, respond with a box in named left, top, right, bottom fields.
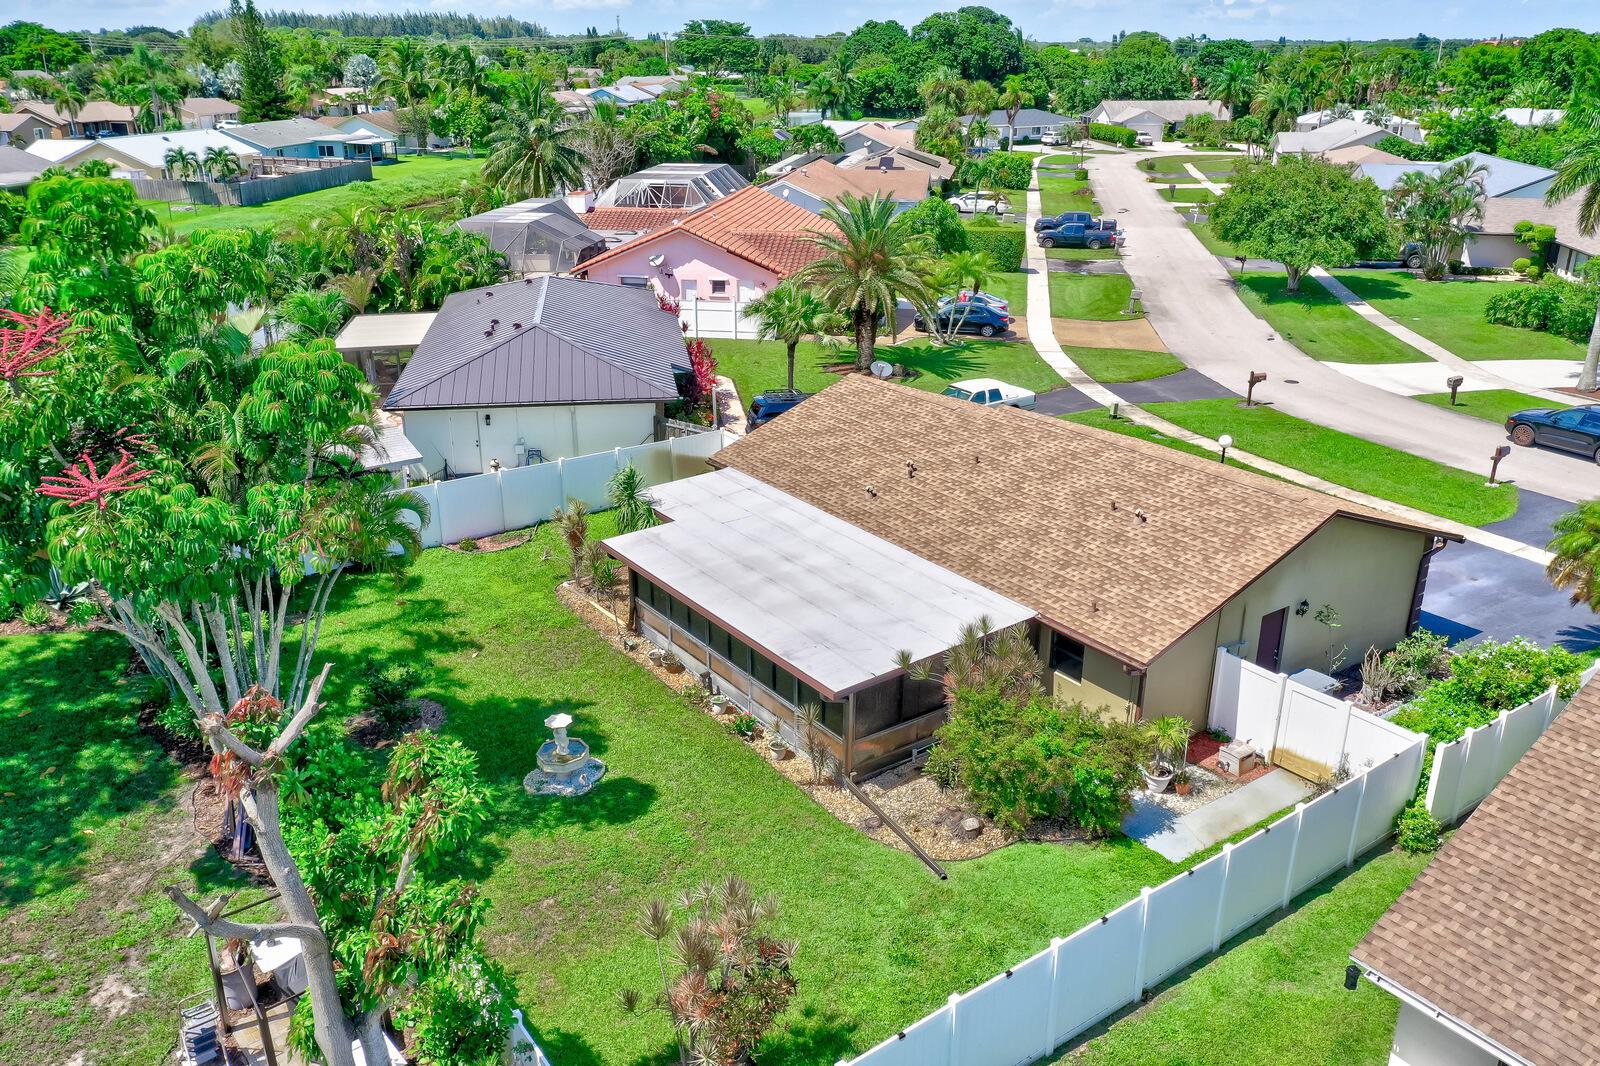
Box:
left=840, top=733, right=1427, bottom=1066
left=1423, top=661, right=1600, bottom=825
left=677, top=298, right=765, bottom=340
left=1207, top=649, right=1419, bottom=779
left=402, top=431, right=732, bottom=548
left=510, top=1011, right=554, bottom=1066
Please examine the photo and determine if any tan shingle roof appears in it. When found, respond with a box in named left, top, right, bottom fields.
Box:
left=1354, top=677, right=1600, bottom=1066
left=577, top=184, right=836, bottom=279
left=712, top=376, right=1448, bottom=666
left=773, top=158, right=929, bottom=203
left=1477, top=193, right=1600, bottom=257
left=179, top=97, right=240, bottom=117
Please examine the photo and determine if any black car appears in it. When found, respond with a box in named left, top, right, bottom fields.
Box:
left=1506, top=404, right=1600, bottom=461
left=912, top=301, right=1013, bottom=338
left=748, top=389, right=810, bottom=429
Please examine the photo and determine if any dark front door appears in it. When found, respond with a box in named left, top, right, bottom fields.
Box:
left=1255, top=607, right=1288, bottom=672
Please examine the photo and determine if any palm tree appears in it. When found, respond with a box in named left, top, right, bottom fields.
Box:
left=50, top=82, right=86, bottom=130
left=380, top=39, right=435, bottom=153
left=130, top=43, right=176, bottom=129
left=1251, top=79, right=1304, bottom=134
left=74, top=159, right=113, bottom=178
left=1545, top=110, right=1600, bottom=390
left=204, top=146, right=244, bottom=180
left=744, top=282, right=845, bottom=391
left=792, top=193, right=935, bottom=371
left=808, top=69, right=847, bottom=120
left=965, top=116, right=995, bottom=152
left=998, top=75, right=1031, bottom=150
left=764, top=75, right=800, bottom=127
left=919, top=66, right=966, bottom=113
left=274, top=287, right=349, bottom=341
left=1231, top=115, right=1267, bottom=158
left=164, top=147, right=200, bottom=179
left=483, top=78, right=584, bottom=199
left=1388, top=158, right=1488, bottom=278
left=1208, top=59, right=1258, bottom=119
left=930, top=249, right=995, bottom=340
left=1548, top=500, right=1600, bottom=610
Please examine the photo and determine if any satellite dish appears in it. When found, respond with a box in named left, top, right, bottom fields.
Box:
left=647, top=253, right=665, bottom=267
left=870, top=360, right=894, bottom=379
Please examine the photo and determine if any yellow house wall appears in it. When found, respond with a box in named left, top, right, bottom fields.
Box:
left=1039, top=628, right=1141, bottom=723
left=1142, top=611, right=1224, bottom=728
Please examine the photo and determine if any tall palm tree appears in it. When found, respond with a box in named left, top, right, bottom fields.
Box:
left=130, top=43, right=176, bottom=129
left=380, top=38, right=434, bottom=153
left=919, top=66, right=966, bottom=113
left=1251, top=79, right=1304, bottom=134
left=792, top=193, right=935, bottom=371
left=204, top=146, right=243, bottom=180
left=965, top=116, right=995, bottom=151
left=1547, top=500, right=1600, bottom=610
left=998, top=75, right=1031, bottom=150
left=808, top=69, right=847, bottom=120
left=164, top=147, right=200, bottom=179
left=930, top=249, right=994, bottom=340
left=1545, top=110, right=1600, bottom=390
left=483, top=78, right=585, bottom=198
left=1208, top=58, right=1258, bottom=119
left=764, top=75, right=800, bottom=127
left=1388, top=158, right=1488, bottom=278
left=745, top=282, right=845, bottom=391
left=965, top=80, right=998, bottom=125
left=50, top=82, right=86, bottom=129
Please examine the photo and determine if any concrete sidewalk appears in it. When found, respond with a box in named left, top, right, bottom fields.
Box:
left=1123, top=768, right=1316, bottom=862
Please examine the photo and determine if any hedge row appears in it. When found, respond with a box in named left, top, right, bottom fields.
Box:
left=962, top=222, right=1024, bottom=272
left=1484, top=276, right=1597, bottom=343
left=1089, top=122, right=1138, bottom=148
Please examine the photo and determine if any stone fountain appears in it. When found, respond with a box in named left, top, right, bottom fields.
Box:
left=523, top=712, right=607, bottom=796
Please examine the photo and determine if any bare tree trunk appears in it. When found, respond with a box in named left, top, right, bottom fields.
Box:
left=1581, top=301, right=1600, bottom=393
left=854, top=307, right=876, bottom=372
left=1285, top=264, right=1303, bottom=293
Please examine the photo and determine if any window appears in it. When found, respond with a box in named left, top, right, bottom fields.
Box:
left=688, top=609, right=710, bottom=644
left=1050, top=632, right=1085, bottom=683
left=728, top=637, right=753, bottom=675
left=708, top=624, right=732, bottom=660
left=710, top=279, right=728, bottom=297
left=1552, top=410, right=1585, bottom=429
left=318, top=144, right=336, bottom=158
left=619, top=276, right=651, bottom=287
left=669, top=597, right=690, bottom=628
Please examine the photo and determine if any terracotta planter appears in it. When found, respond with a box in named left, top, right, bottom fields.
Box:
left=1174, top=778, right=1193, bottom=797
left=647, top=648, right=665, bottom=666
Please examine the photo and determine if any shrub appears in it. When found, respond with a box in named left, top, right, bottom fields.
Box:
left=961, top=223, right=1024, bottom=272
left=1394, top=800, right=1442, bottom=853
left=1485, top=275, right=1597, bottom=343
left=926, top=687, right=1146, bottom=835
left=958, top=150, right=1034, bottom=191
left=0, top=190, right=23, bottom=242
left=1178, top=113, right=1225, bottom=147
left=1511, top=257, right=1532, bottom=275
left=359, top=661, right=428, bottom=725
left=896, top=196, right=968, bottom=255
left=1380, top=629, right=1451, bottom=697
left=457, top=537, right=480, bottom=552
left=730, top=710, right=758, bottom=739
left=1089, top=122, right=1137, bottom=148
left=66, top=600, right=100, bottom=627
left=156, top=699, right=202, bottom=739
left=1391, top=637, right=1584, bottom=747
left=20, top=602, right=48, bottom=627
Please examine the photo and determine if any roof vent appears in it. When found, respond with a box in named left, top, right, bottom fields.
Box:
left=484, top=289, right=492, bottom=297
left=904, top=461, right=917, bottom=479
left=865, top=485, right=877, bottom=498
left=1110, top=501, right=1118, bottom=511
left=1134, top=509, right=1148, bottom=523
left=511, top=322, right=522, bottom=330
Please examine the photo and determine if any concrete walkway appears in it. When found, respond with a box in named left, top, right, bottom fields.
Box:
left=1123, top=768, right=1316, bottom=862
left=1182, top=162, right=1227, bottom=196
left=1082, top=146, right=1600, bottom=503
left=1309, top=268, right=1574, bottom=407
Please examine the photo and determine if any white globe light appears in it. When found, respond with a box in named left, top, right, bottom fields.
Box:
left=1219, top=434, right=1234, bottom=449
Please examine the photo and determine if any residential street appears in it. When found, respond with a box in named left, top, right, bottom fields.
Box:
left=1080, top=146, right=1600, bottom=504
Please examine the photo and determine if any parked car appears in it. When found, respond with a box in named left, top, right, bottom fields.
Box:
left=946, top=191, right=1010, bottom=215
left=1134, top=131, right=1154, bottom=146
left=1034, top=210, right=1097, bottom=232
left=1041, top=130, right=1061, bottom=146
left=748, top=389, right=810, bottom=429
left=939, top=289, right=1009, bottom=316
left=1037, top=224, right=1117, bottom=250
left=1400, top=241, right=1425, bottom=269
left=941, top=378, right=1037, bottom=409
left=1505, top=405, right=1600, bottom=461
left=913, top=301, right=1013, bottom=337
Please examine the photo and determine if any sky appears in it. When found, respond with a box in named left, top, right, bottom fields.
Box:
left=5, top=0, right=1598, bottom=43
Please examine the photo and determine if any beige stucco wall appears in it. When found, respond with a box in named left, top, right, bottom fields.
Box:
left=400, top=402, right=659, bottom=477
left=1142, top=610, right=1225, bottom=727
left=1210, top=517, right=1428, bottom=679
left=1039, top=627, right=1141, bottom=723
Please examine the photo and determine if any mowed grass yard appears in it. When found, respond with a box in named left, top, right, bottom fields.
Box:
left=1415, top=388, right=1568, bottom=424
left=0, top=633, right=254, bottom=1065
left=1064, top=346, right=1185, bottom=382
left=715, top=334, right=1059, bottom=412
left=1057, top=846, right=1434, bottom=1066
left=142, top=154, right=485, bottom=235
left=1237, top=273, right=1429, bottom=365
left=1334, top=270, right=1587, bottom=362
left=302, top=527, right=1207, bottom=1064
left=1049, top=272, right=1137, bottom=320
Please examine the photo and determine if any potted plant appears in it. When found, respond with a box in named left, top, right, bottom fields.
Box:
left=647, top=647, right=665, bottom=666
left=661, top=650, right=684, bottom=674
left=708, top=692, right=732, bottom=714
left=769, top=733, right=792, bottom=760
left=731, top=710, right=758, bottom=739
left=1173, top=769, right=1193, bottom=797
left=1142, top=716, right=1192, bottom=794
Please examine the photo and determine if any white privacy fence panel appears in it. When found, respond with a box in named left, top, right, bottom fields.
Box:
left=509, top=1011, right=554, bottom=1066
left=1424, top=662, right=1600, bottom=824
left=1207, top=649, right=1422, bottom=779
left=398, top=433, right=733, bottom=548
left=841, top=735, right=1426, bottom=1066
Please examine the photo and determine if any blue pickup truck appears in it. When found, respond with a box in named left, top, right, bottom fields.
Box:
left=1033, top=210, right=1102, bottom=232
left=1036, top=223, right=1118, bottom=250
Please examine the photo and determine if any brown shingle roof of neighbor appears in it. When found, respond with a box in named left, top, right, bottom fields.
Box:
left=711, top=376, right=1453, bottom=667
left=180, top=97, right=240, bottom=117
left=577, top=184, right=836, bottom=279
left=1477, top=193, right=1600, bottom=257
left=776, top=158, right=930, bottom=203
left=1353, top=676, right=1600, bottom=1066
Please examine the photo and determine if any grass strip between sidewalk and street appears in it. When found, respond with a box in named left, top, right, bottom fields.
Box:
left=1414, top=388, right=1569, bottom=425
left=1237, top=274, right=1430, bottom=365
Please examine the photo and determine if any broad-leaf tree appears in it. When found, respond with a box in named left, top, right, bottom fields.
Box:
left=1210, top=155, right=1392, bottom=293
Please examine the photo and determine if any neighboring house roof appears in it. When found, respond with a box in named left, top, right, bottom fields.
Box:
left=0, top=143, right=49, bottom=185
left=1094, top=99, right=1228, bottom=123
left=224, top=117, right=356, bottom=150
left=594, top=162, right=748, bottom=208
left=1476, top=193, right=1600, bottom=257
left=579, top=84, right=655, bottom=104
left=382, top=275, right=684, bottom=411
left=710, top=376, right=1453, bottom=668
left=317, top=110, right=400, bottom=135
left=1499, top=107, right=1564, bottom=126
left=769, top=158, right=928, bottom=205
left=605, top=467, right=1034, bottom=699
left=578, top=184, right=834, bottom=280
left=32, top=128, right=255, bottom=170
left=179, top=97, right=240, bottom=117
left=1323, top=144, right=1411, bottom=165
left=846, top=121, right=917, bottom=151
left=0, top=112, right=48, bottom=134
left=455, top=196, right=606, bottom=258
left=964, top=108, right=1069, bottom=129
left=23, top=137, right=91, bottom=163
left=1353, top=677, right=1600, bottom=1066
left=334, top=312, right=437, bottom=354
left=11, top=100, right=68, bottom=125
left=552, top=90, right=594, bottom=112
left=1355, top=152, right=1557, bottom=197
left=75, top=101, right=138, bottom=124
left=1273, top=119, right=1387, bottom=154
left=841, top=144, right=954, bottom=181
left=578, top=206, right=695, bottom=236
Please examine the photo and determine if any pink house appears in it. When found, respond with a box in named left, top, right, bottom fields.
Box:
left=576, top=185, right=835, bottom=314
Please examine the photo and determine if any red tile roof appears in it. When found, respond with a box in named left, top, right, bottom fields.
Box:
left=576, top=184, right=836, bottom=279
left=579, top=206, right=694, bottom=234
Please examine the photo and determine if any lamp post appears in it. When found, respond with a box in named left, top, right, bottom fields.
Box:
left=1218, top=434, right=1233, bottom=464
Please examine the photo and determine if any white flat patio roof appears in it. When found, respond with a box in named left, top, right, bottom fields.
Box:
left=334, top=312, right=437, bottom=354
left=604, top=468, right=1034, bottom=699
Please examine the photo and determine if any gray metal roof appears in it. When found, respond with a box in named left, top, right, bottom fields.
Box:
left=224, top=117, right=356, bottom=150
left=382, top=276, right=685, bottom=411
left=1356, top=152, right=1557, bottom=197
left=455, top=197, right=606, bottom=255
left=965, top=108, right=1070, bottom=128
left=0, top=144, right=48, bottom=187
left=604, top=468, right=1035, bottom=698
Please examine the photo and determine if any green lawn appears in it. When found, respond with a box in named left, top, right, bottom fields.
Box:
left=142, top=154, right=486, bottom=236
left=1058, top=846, right=1435, bottom=1066
left=1137, top=154, right=1240, bottom=177
left=1157, top=186, right=1218, bottom=204
left=0, top=632, right=251, bottom=1065
left=1334, top=270, right=1587, bottom=362
left=1146, top=398, right=1519, bottom=526
left=1049, top=273, right=1138, bottom=320
left=1063, top=409, right=1282, bottom=481
left=714, top=336, right=1059, bottom=409
left=1237, top=273, right=1430, bottom=365
left=304, top=527, right=1219, bottom=1064
left=985, top=271, right=1029, bottom=315
left=1065, top=346, right=1185, bottom=382
left=1414, top=388, right=1568, bottom=424
left=1048, top=245, right=1121, bottom=261
left=1039, top=175, right=1099, bottom=218
left=1188, top=220, right=1245, bottom=259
